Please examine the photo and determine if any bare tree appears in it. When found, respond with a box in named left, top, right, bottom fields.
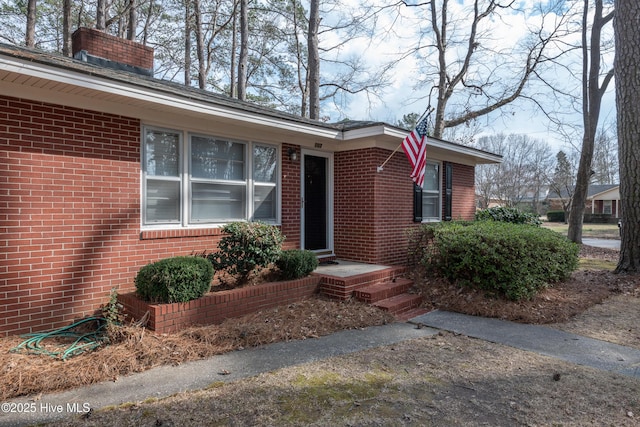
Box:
left=547, top=150, right=576, bottom=221
left=613, top=0, right=640, bottom=273
left=393, top=0, right=569, bottom=139
left=592, top=127, right=619, bottom=184
left=567, top=0, right=615, bottom=243
left=475, top=134, right=553, bottom=211
left=191, top=0, right=236, bottom=90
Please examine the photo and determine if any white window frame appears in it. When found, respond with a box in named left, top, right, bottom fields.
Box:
left=142, top=126, right=183, bottom=225
left=141, top=125, right=281, bottom=228
left=421, top=160, right=442, bottom=222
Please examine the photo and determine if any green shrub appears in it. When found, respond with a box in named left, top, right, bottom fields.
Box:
left=475, top=206, right=541, bottom=226
left=135, top=256, right=214, bottom=303
left=276, top=249, right=319, bottom=280
left=406, top=222, right=463, bottom=267
left=546, top=210, right=566, bottom=222
left=209, top=221, right=284, bottom=281
left=424, top=221, right=579, bottom=301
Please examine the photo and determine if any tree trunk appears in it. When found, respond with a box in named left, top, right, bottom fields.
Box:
left=26, top=0, right=37, bottom=47
left=230, top=8, right=237, bottom=98
left=62, top=0, right=71, bottom=56
left=142, top=0, right=155, bottom=44
left=613, top=0, right=640, bottom=273
left=567, top=0, right=614, bottom=243
left=237, top=0, right=248, bottom=101
left=307, top=0, right=320, bottom=119
left=127, top=0, right=137, bottom=41
left=184, top=0, right=192, bottom=86
left=194, top=0, right=206, bottom=89
left=97, top=0, right=106, bottom=30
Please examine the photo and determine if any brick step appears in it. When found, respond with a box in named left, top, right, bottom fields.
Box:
left=372, top=293, right=423, bottom=316
left=318, top=266, right=406, bottom=300
left=353, top=278, right=414, bottom=304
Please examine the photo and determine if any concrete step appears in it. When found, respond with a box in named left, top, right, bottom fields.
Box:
left=372, top=293, right=423, bottom=316
left=353, top=278, right=413, bottom=304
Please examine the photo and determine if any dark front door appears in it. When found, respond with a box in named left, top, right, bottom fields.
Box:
left=303, top=154, right=328, bottom=251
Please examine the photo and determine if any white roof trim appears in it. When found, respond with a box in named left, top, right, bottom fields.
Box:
left=0, top=50, right=502, bottom=165
left=0, top=55, right=342, bottom=140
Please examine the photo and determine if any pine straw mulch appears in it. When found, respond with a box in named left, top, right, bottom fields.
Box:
left=412, top=244, right=640, bottom=324
left=3, top=244, right=640, bottom=402
left=1, top=297, right=393, bottom=401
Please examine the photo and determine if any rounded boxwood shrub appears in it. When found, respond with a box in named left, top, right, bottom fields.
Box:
left=426, top=221, right=579, bottom=301
left=546, top=210, right=566, bottom=223
left=135, top=256, right=214, bottom=303
left=276, top=249, right=319, bottom=280
left=208, top=221, right=284, bottom=281
left=475, top=206, right=541, bottom=226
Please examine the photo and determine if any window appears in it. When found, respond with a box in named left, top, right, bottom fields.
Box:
left=190, top=136, right=246, bottom=222
left=413, top=161, right=442, bottom=222
left=603, top=200, right=612, bottom=215
left=142, top=126, right=279, bottom=227
left=421, top=162, right=440, bottom=219
left=144, top=129, right=181, bottom=224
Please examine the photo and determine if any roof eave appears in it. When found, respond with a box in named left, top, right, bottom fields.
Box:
left=0, top=53, right=342, bottom=140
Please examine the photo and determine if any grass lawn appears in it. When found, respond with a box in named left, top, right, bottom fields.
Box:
left=542, top=222, right=620, bottom=239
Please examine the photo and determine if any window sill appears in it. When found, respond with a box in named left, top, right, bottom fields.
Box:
left=140, top=227, right=224, bottom=240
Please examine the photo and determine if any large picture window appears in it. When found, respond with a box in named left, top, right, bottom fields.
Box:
left=142, top=127, right=279, bottom=226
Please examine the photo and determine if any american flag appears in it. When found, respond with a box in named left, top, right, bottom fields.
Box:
left=401, top=116, right=429, bottom=188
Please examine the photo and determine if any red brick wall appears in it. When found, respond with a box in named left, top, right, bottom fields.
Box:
left=450, top=162, right=476, bottom=220
left=0, top=93, right=478, bottom=335
left=72, top=27, right=154, bottom=70
left=334, top=148, right=416, bottom=265
left=0, top=95, right=230, bottom=336
left=334, top=150, right=477, bottom=265
left=118, top=276, right=320, bottom=334
left=280, top=144, right=301, bottom=250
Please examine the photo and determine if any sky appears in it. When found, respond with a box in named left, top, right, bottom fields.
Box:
left=319, top=0, right=617, bottom=153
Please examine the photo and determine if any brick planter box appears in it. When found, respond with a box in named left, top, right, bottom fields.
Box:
left=118, top=276, right=322, bottom=334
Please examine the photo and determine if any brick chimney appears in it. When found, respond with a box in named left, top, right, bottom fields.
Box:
left=72, top=27, right=154, bottom=77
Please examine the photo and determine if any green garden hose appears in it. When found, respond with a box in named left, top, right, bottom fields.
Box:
left=10, top=317, right=108, bottom=360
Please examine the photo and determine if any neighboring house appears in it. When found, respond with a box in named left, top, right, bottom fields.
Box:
left=546, top=184, right=620, bottom=218
left=587, top=184, right=620, bottom=217
left=0, top=28, right=501, bottom=336
left=477, top=186, right=549, bottom=214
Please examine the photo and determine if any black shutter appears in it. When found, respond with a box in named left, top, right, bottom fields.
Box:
left=444, top=162, right=452, bottom=221
left=413, top=183, right=423, bottom=222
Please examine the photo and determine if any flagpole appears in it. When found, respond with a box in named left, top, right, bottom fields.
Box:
left=376, top=143, right=402, bottom=173
left=377, top=106, right=433, bottom=173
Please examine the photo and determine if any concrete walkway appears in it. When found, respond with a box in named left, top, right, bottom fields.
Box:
left=4, top=310, right=640, bottom=426
left=413, top=310, right=640, bottom=377
left=0, top=322, right=437, bottom=427
left=583, top=237, right=620, bottom=250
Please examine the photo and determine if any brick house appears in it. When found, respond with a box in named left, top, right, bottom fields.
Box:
left=0, top=28, right=501, bottom=336
left=547, top=184, right=620, bottom=220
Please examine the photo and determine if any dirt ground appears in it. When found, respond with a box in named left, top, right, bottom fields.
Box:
left=4, top=244, right=640, bottom=426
